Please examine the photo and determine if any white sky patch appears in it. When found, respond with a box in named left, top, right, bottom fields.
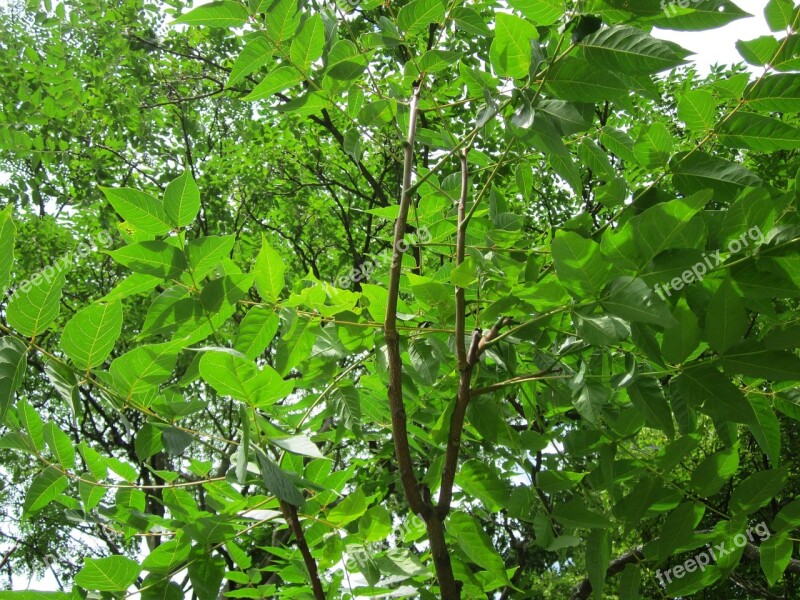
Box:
left=656, top=0, right=773, bottom=74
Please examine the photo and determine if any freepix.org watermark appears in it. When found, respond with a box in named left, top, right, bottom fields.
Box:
left=335, top=227, right=431, bottom=289
left=655, top=521, right=771, bottom=587
left=7, top=229, right=114, bottom=300
left=653, top=226, right=764, bottom=300
left=660, top=0, right=704, bottom=17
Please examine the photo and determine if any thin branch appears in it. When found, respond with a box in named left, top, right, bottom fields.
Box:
left=279, top=501, right=325, bottom=600
left=383, top=84, right=425, bottom=517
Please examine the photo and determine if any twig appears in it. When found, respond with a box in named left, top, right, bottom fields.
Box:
left=279, top=501, right=325, bottom=600
left=383, top=84, right=426, bottom=518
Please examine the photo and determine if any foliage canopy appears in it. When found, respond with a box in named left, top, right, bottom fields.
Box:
left=2, top=0, right=800, bottom=598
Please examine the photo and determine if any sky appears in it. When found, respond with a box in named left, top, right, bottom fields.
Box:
left=656, top=0, right=773, bottom=73
left=6, top=0, right=779, bottom=594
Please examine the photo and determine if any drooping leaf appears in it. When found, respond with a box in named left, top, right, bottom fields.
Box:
left=255, top=448, right=305, bottom=506
left=254, top=235, right=285, bottom=302
left=0, top=337, right=27, bottom=425
left=0, top=205, right=15, bottom=295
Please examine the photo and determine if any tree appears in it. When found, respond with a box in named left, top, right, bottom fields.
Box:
left=2, top=0, right=800, bottom=598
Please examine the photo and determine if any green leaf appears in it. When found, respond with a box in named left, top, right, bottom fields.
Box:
left=774, top=498, right=800, bottom=532
left=78, top=473, right=106, bottom=511
left=101, top=273, right=162, bottom=302
left=748, top=394, right=781, bottom=466
left=546, top=58, right=628, bottom=102
left=730, top=468, right=788, bottom=515
left=587, top=529, right=611, bottom=600
left=0, top=337, right=27, bottom=425
left=7, top=267, right=66, bottom=338
left=489, top=13, right=539, bottom=79
left=135, top=423, right=164, bottom=461
left=720, top=341, right=800, bottom=382
left=661, top=299, right=701, bottom=364
left=18, top=399, right=43, bottom=451
left=107, top=241, right=187, bottom=279
left=634, top=122, right=674, bottom=168
left=265, top=0, right=300, bottom=44
left=397, top=0, right=445, bottom=36
left=254, top=235, right=285, bottom=302
left=653, top=0, right=750, bottom=31
left=761, top=532, right=793, bottom=585
left=173, top=1, right=249, bottom=27
left=602, top=277, right=677, bottom=327
left=325, top=40, right=367, bottom=81
left=705, top=278, right=747, bottom=353
left=100, top=187, right=172, bottom=235
left=227, top=34, right=272, bottom=87
left=670, top=151, right=762, bottom=197
left=765, top=0, right=798, bottom=31
left=234, top=306, right=279, bottom=359
left=0, top=205, right=15, bottom=295
left=141, top=538, right=191, bottom=574
left=632, top=191, right=710, bottom=262
left=120, top=568, right=162, bottom=599
left=745, top=74, right=800, bottom=111
left=164, top=170, right=200, bottom=228
left=75, top=556, right=141, bottom=592
left=43, top=422, right=75, bottom=469
left=552, top=498, right=612, bottom=529
left=109, top=341, right=183, bottom=403
left=507, top=0, right=563, bottom=25
left=718, top=112, right=800, bottom=152
left=187, top=235, right=235, bottom=280
left=244, top=66, right=303, bottom=101
left=328, top=488, right=368, bottom=526
left=455, top=460, right=511, bottom=511
left=61, top=301, right=123, bottom=369
left=448, top=512, right=509, bottom=580
left=453, top=7, right=490, bottom=36
left=618, top=564, right=641, bottom=600
left=290, top=14, right=324, bottom=73
left=581, top=26, right=690, bottom=75
left=627, top=376, right=674, bottom=437
left=689, top=448, right=739, bottom=497
left=199, top=350, right=292, bottom=406
left=677, top=366, right=757, bottom=425
left=255, top=449, right=305, bottom=506
left=551, top=231, right=612, bottom=297
left=678, top=89, right=716, bottom=131
left=657, top=502, right=705, bottom=562
left=23, top=466, right=68, bottom=517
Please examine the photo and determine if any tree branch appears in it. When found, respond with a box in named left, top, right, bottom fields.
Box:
left=279, top=501, right=325, bottom=600
left=383, top=85, right=425, bottom=518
